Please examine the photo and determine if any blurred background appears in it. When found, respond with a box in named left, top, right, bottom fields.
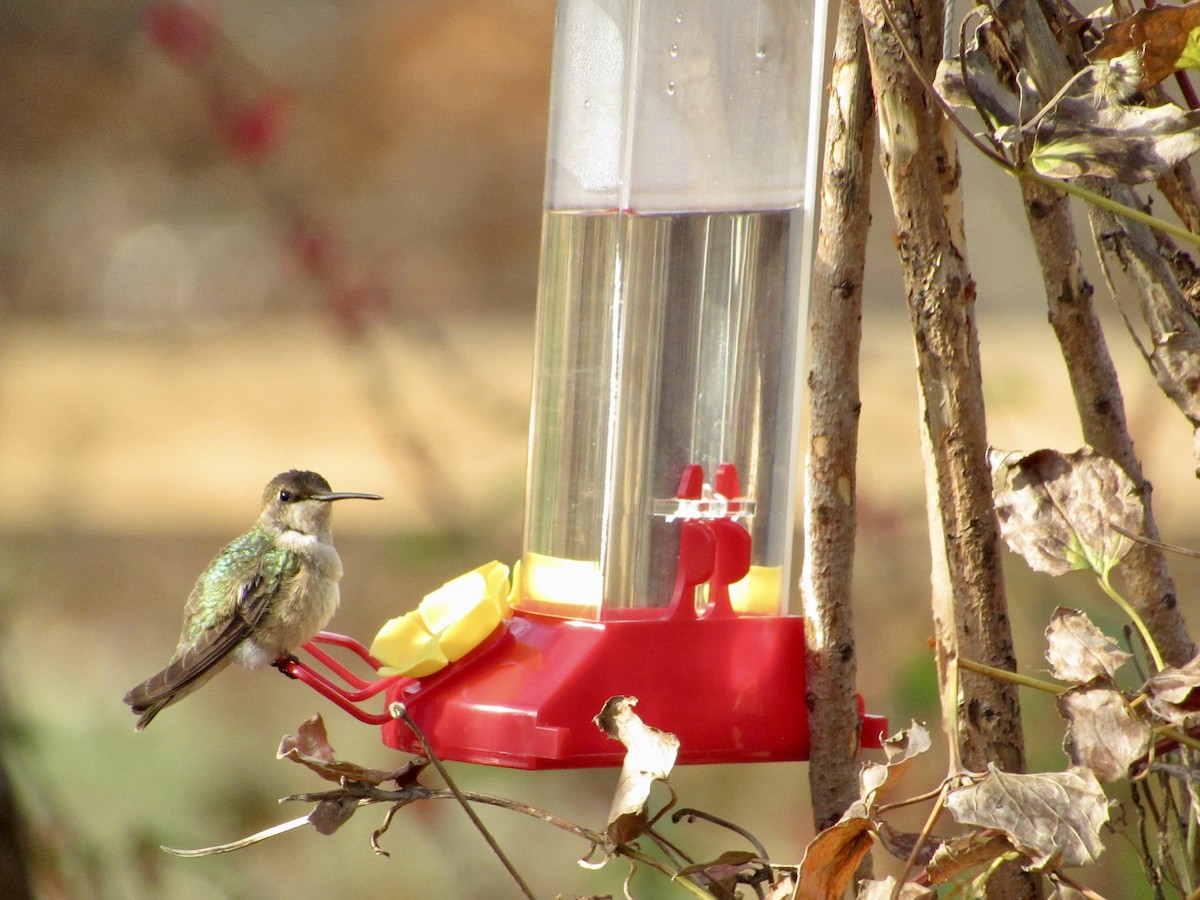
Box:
left=2, top=0, right=1199, bottom=897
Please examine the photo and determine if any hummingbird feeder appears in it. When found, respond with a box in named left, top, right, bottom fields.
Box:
left=285, top=0, right=886, bottom=768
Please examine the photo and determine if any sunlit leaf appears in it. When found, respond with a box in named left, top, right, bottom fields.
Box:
left=927, top=832, right=1020, bottom=884
left=593, top=696, right=679, bottom=846
left=763, top=871, right=798, bottom=900
left=991, top=448, right=1144, bottom=577
left=860, top=721, right=933, bottom=804
left=1091, top=1, right=1200, bottom=91
left=1057, top=684, right=1151, bottom=782
left=1045, top=607, right=1132, bottom=683
left=945, top=766, right=1110, bottom=870
left=797, top=815, right=874, bottom=900
left=857, top=877, right=936, bottom=899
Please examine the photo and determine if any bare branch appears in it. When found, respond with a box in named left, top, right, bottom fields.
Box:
left=802, top=0, right=876, bottom=836
left=859, top=1, right=1035, bottom=894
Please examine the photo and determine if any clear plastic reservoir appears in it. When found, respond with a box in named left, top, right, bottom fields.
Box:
left=520, top=1, right=828, bottom=619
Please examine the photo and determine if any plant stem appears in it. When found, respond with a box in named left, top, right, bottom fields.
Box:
left=957, top=657, right=1066, bottom=695
left=1100, top=570, right=1166, bottom=672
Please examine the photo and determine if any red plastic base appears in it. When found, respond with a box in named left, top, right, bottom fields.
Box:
left=380, top=611, right=888, bottom=769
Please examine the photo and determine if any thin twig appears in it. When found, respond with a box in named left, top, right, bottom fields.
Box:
left=391, top=703, right=537, bottom=900
left=672, top=807, right=771, bottom=862
left=889, top=781, right=952, bottom=900
left=1113, top=523, right=1200, bottom=562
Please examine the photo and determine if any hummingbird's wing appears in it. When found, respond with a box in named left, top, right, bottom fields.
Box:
left=124, top=539, right=297, bottom=729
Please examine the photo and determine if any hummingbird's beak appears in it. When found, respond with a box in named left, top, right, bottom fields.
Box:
left=313, top=492, right=384, bottom=502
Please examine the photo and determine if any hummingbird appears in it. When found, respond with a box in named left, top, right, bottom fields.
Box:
left=124, top=470, right=382, bottom=730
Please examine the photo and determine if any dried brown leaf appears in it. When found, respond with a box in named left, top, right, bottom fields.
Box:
left=935, top=18, right=1020, bottom=130
left=860, top=721, right=932, bottom=804
left=1091, top=1, right=1200, bottom=91
left=991, top=448, right=1144, bottom=577
left=876, top=820, right=938, bottom=867
left=1057, top=684, right=1151, bottom=782
left=676, top=850, right=760, bottom=877
left=676, top=850, right=762, bottom=893
left=797, top=815, right=874, bottom=900
left=1144, top=654, right=1200, bottom=724
left=594, top=696, right=679, bottom=846
left=945, top=766, right=1110, bottom=869
left=1045, top=607, right=1132, bottom=683
left=308, top=796, right=359, bottom=836
left=277, top=714, right=413, bottom=786
left=857, top=878, right=936, bottom=899
left=927, top=832, right=1020, bottom=884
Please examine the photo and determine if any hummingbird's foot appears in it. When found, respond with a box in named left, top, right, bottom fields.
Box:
left=273, top=654, right=302, bottom=679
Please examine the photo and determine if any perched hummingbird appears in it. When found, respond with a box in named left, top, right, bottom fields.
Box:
left=124, top=470, right=382, bottom=730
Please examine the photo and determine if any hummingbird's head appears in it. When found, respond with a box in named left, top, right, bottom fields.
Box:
left=260, top=470, right=383, bottom=536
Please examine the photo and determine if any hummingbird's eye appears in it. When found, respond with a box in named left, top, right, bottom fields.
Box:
left=278, top=490, right=293, bottom=503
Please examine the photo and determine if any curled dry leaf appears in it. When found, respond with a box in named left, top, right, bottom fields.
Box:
left=796, top=816, right=874, bottom=900
left=308, top=796, right=360, bottom=836
left=991, top=448, right=1144, bottom=577
left=799, top=724, right=934, bottom=900
left=1057, top=684, right=1151, bottom=782
left=934, top=17, right=1021, bottom=130
left=277, top=714, right=416, bottom=787
left=1144, top=654, right=1200, bottom=725
left=676, top=851, right=763, bottom=894
left=927, top=832, right=1021, bottom=885
left=877, top=819, right=939, bottom=868
left=860, top=720, right=933, bottom=804
left=593, top=696, right=679, bottom=846
left=945, top=766, right=1110, bottom=870
left=857, top=877, right=936, bottom=899
left=1045, top=608, right=1132, bottom=683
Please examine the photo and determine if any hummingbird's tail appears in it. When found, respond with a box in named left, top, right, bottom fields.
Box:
left=124, top=655, right=233, bottom=730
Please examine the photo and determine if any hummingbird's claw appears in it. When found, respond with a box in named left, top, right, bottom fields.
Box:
left=273, top=654, right=302, bottom=679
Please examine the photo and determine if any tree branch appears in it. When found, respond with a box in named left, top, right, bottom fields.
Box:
left=984, top=0, right=1196, bottom=668
left=859, top=1, right=1035, bottom=895
left=802, top=0, right=876, bottom=836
